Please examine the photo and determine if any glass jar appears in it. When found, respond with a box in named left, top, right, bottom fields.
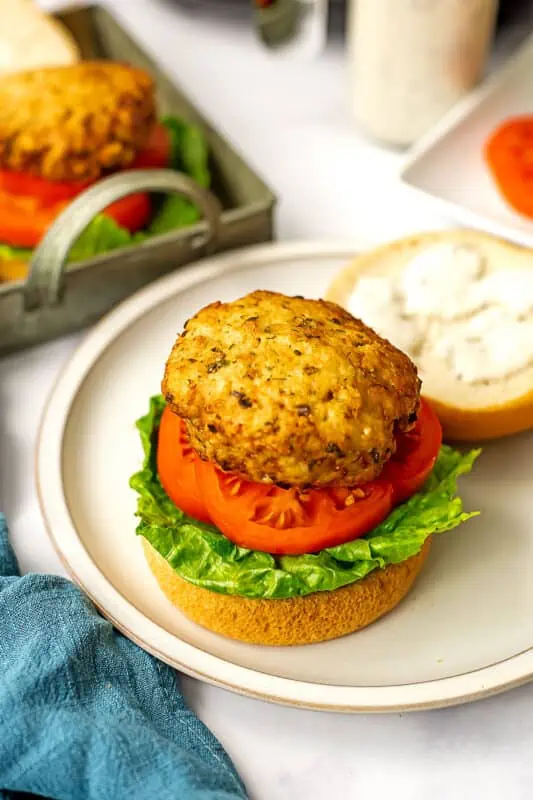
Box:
left=348, top=0, right=499, bottom=147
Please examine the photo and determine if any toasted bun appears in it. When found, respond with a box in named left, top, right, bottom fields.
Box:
left=327, top=229, right=533, bottom=442
left=0, top=1, right=80, bottom=76
left=0, top=255, right=28, bottom=283
left=142, top=538, right=430, bottom=646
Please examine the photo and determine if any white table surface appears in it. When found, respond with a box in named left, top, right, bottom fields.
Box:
left=3, top=2, right=533, bottom=798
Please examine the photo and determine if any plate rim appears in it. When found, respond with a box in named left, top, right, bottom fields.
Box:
left=36, top=239, right=533, bottom=713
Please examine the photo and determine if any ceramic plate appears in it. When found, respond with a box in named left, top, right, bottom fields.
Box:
left=37, top=241, right=533, bottom=712
left=401, top=33, right=533, bottom=248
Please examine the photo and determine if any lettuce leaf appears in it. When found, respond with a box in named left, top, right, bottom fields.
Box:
left=0, top=244, right=33, bottom=262
left=68, top=215, right=135, bottom=261
left=141, top=116, right=210, bottom=235
left=143, top=194, right=201, bottom=236
left=129, top=395, right=480, bottom=600
left=0, top=217, right=133, bottom=267
left=161, top=115, right=210, bottom=188
left=0, top=115, right=211, bottom=266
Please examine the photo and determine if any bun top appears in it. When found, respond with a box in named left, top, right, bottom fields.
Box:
left=0, top=1, right=81, bottom=77
left=327, top=229, right=533, bottom=441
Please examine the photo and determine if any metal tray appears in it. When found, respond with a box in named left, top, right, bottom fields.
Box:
left=0, top=4, right=276, bottom=356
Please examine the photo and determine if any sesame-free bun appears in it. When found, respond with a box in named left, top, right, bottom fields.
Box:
left=0, top=1, right=80, bottom=76
left=142, top=538, right=430, bottom=646
left=327, top=229, right=533, bottom=442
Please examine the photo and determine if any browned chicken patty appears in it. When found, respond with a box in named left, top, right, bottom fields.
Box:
left=0, top=62, right=156, bottom=181
left=162, top=291, right=420, bottom=488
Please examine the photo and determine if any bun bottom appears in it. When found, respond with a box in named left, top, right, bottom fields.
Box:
left=142, top=539, right=430, bottom=646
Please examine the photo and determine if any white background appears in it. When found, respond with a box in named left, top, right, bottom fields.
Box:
left=2, top=2, right=533, bottom=798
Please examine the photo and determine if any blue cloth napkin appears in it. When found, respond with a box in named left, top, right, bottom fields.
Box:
left=0, top=513, right=248, bottom=800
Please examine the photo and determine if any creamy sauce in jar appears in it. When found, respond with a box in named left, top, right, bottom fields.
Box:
left=347, top=242, right=533, bottom=384
left=348, top=0, right=498, bottom=146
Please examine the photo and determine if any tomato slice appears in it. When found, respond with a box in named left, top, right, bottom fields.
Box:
left=0, top=189, right=151, bottom=247
left=485, top=117, right=533, bottom=218
left=195, top=458, right=393, bottom=555
left=381, top=398, right=442, bottom=503
left=0, top=192, right=68, bottom=247
left=102, top=192, right=151, bottom=233
left=0, top=170, right=92, bottom=204
left=156, top=397, right=442, bottom=555
left=131, top=123, right=171, bottom=169
left=157, top=406, right=211, bottom=524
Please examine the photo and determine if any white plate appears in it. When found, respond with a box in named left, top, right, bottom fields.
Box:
left=401, top=34, right=533, bottom=248
left=37, top=241, right=533, bottom=712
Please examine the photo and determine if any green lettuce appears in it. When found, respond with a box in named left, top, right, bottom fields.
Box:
left=0, top=115, right=210, bottom=266
left=0, top=244, right=33, bottom=261
left=160, top=115, right=210, bottom=188
left=129, top=396, right=480, bottom=600
left=136, top=116, right=209, bottom=237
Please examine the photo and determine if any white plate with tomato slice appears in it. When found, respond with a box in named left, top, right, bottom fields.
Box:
left=401, top=32, right=533, bottom=249
left=36, top=240, right=533, bottom=712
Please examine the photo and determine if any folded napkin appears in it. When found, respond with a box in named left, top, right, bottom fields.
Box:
left=0, top=513, right=248, bottom=800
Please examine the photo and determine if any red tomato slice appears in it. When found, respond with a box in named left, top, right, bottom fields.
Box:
left=380, top=398, right=442, bottom=503
left=195, top=458, right=393, bottom=555
left=0, top=189, right=151, bottom=247
left=0, top=170, right=92, bottom=204
left=157, top=406, right=211, bottom=524
left=102, top=192, right=151, bottom=233
left=0, top=192, right=69, bottom=247
left=156, top=398, right=442, bottom=555
left=485, top=117, right=533, bottom=219
left=131, top=123, right=171, bottom=169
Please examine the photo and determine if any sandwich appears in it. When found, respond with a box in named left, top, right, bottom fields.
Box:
left=0, top=61, right=210, bottom=282
left=130, top=290, right=479, bottom=646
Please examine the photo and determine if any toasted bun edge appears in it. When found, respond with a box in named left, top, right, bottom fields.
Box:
left=142, top=538, right=430, bottom=646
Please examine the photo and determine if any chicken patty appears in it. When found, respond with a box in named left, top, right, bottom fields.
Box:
left=163, top=291, right=420, bottom=488
left=0, top=62, right=155, bottom=181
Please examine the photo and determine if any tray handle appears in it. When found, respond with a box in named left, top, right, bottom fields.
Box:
left=23, top=169, right=222, bottom=311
